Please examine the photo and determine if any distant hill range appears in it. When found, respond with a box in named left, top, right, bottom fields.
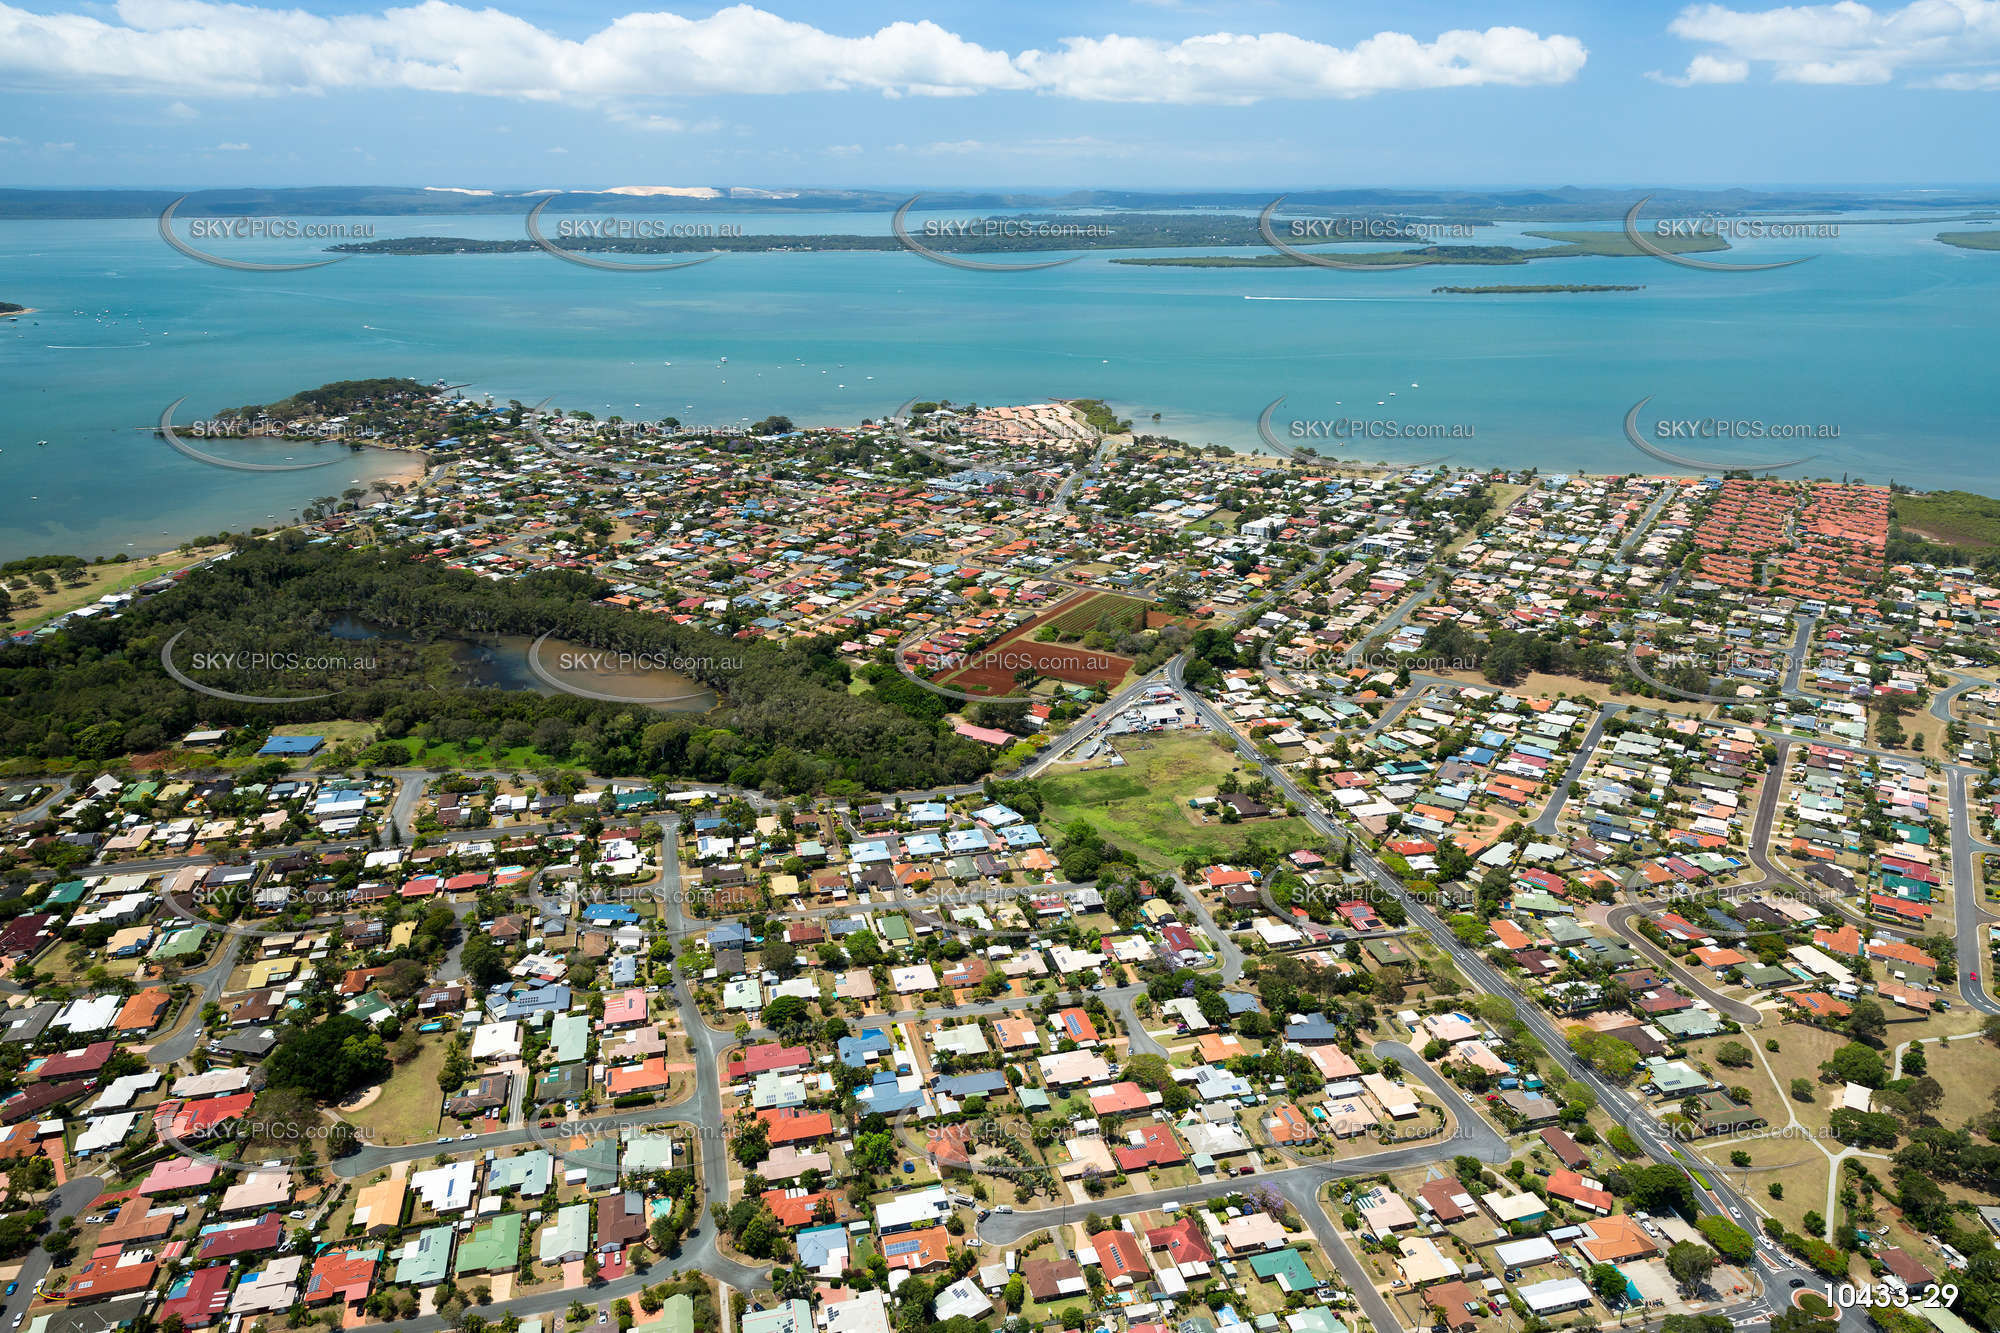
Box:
left=8, top=184, right=2000, bottom=220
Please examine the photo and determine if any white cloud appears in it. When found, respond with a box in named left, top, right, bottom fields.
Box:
left=917, top=135, right=1139, bottom=157
left=607, top=111, right=728, bottom=133
left=1664, top=0, right=2000, bottom=87
left=212, top=140, right=249, bottom=149
left=0, top=1, right=1584, bottom=104
left=1014, top=26, right=1587, bottom=103
left=0, top=135, right=19, bottom=144
left=164, top=100, right=197, bottom=119
left=1646, top=53, right=1751, bottom=84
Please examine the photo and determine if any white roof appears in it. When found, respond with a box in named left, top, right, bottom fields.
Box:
left=411, top=1159, right=477, bottom=1214
left=172, top=1067, right=255, bottom=1098
left=75, top=1112, right=139, bottom=1155
left=874, top=1186, right=951, bottom=1231
left=932, top=1280, right=991, bottom=1323
left=469, top=1020, right=523, bottom=1061
left=55, top=994, right=121, bottom=1033
left=1494, top=1236, right=1559, bottom=1267
left=1518, top=1276, right=1592, bottom=1314
left=891, top=963, right=939, bottom=993
left=90, top=1070, right=163, bottom=1111
left=825, top=1291, right=891, bottom=1333
left=1484, top=1191, right=1546, bottom=1223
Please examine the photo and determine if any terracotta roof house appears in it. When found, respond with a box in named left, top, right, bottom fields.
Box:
left=1416, top=1178, right=1473, bottom=1224
left=1146, top=1216, right=1213, bottom=1266
left=1425, top=1280, right=1484, bottom=1333
left=1113, top=1126, right=1185, bottom=1172
left=114, top=988, right=172, bottom=1033
left=303, top=1248, right=381, bottom=1309
left=1091, top=1229, right=1151, bottom=1287
left=69, top=1249, right=159, bottom=1301
left=758, top=1107, right=835, bottom=1145
left=881, top=1227, right=953, bottom=1273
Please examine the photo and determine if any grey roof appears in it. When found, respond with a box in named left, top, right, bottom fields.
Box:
left=211, top=1027, right=278, bottom=1058
left=0, top=1004, right=56, bottom=1045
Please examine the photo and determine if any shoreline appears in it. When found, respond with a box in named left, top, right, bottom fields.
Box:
left=46, top=443, right=430, bottom=564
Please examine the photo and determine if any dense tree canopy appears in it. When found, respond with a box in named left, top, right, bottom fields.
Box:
left=264, top=1014, right=390, bottom=1102
left=0, top=540, right=993, bottom=793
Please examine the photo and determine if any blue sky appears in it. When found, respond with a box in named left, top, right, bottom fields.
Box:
left=4, top=0, right=1999, bottom=189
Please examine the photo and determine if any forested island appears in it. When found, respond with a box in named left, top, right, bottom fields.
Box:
left=1113, top=230, right=1726, bottom=268
left=1432, top=283, right=1644, bottom=294
left=330, top=211, right=1489, bottom=257
left=0, top=303, right=23, bottom=314
left=1938, top=231, right=2000, bottom=251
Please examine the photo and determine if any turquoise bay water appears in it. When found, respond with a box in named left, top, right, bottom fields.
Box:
left=3, top=210, right=1997, bottom=560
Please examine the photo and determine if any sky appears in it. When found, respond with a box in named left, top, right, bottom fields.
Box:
left=4, top=0, right=2000, bottom=189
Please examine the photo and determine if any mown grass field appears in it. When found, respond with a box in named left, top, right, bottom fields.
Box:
left=1037, top=731, right=1316, bottom=869
left=341, top=1036, right=448, bottom=1146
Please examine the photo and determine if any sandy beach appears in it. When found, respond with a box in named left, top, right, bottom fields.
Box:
left=375, top=446, right=429, bottom=488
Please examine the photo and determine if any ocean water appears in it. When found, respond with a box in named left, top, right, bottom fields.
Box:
left=3, top=208, right=1998, bottom=561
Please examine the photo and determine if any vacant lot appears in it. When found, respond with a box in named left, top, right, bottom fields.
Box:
left=937, top=635, right=1132, bottom=696
left=1918, top=1033, right=2000, bottom=1127
left=1038, top=732, right=1316, bottom=869
left=342, top=1037, right=448, bottom=1146
left=935, top=590, right=1144, bottom=696
left=1894, top=490, right=2000, bottom=550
